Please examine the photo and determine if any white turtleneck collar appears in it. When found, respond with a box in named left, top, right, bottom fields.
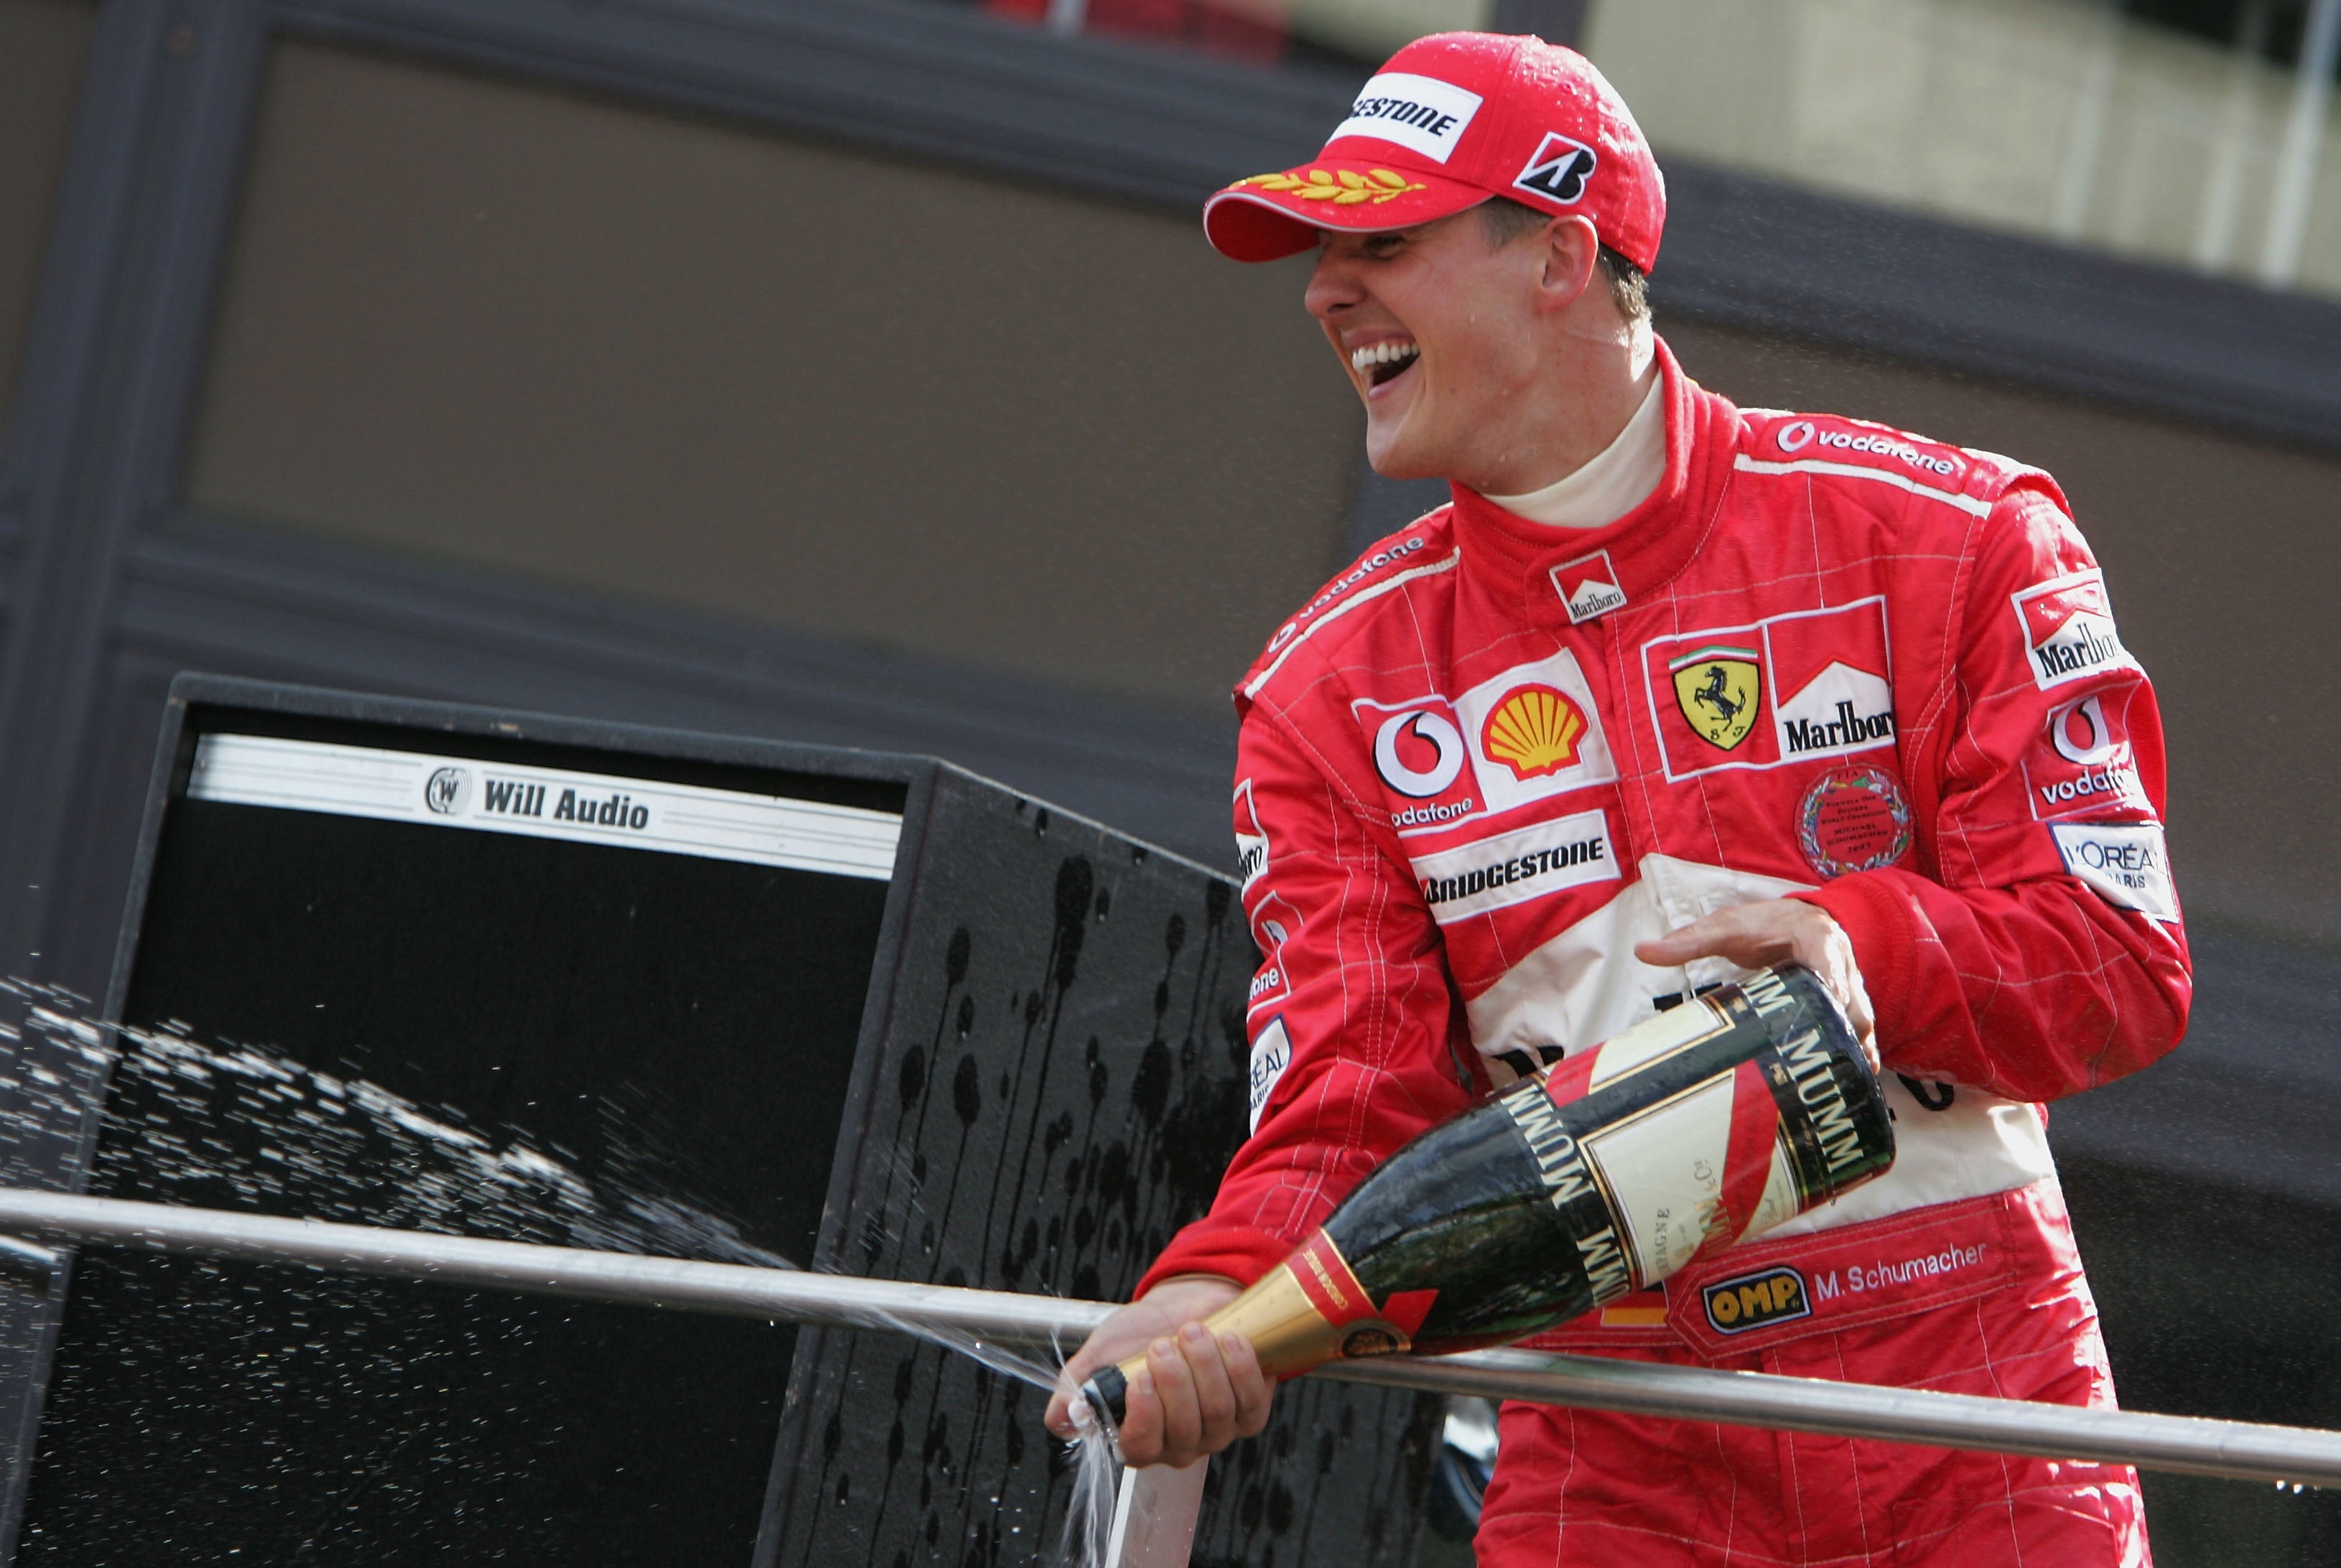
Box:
left=1484, top=373, right=1665, bottom=530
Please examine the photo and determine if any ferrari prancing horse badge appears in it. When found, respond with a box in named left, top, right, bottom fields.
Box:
left=1669, top=645, right=1761, bottom=750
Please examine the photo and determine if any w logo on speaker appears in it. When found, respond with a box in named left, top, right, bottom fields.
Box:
left=1513, top=133, right=1597, bottom=205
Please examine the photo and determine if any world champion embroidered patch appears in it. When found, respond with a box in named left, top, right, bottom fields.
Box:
left=1797, top=764, right=1913, bottom=880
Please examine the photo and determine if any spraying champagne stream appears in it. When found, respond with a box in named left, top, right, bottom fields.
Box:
left=1, top=973, right=2336, bottom=1504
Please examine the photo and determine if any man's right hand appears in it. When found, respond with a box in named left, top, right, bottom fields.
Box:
left=1044, top=1275, right=1275, bottom=1467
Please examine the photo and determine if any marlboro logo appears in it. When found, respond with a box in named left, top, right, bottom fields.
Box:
left=2011, top=569, right=2135, bottom=691
left=1550, top=549, right=1626, bottom=623
left=1641, top=597, right=1894, bottom=780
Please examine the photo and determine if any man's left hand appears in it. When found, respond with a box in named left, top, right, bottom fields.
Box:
left=1634, top=899, right=1878, bottom=1069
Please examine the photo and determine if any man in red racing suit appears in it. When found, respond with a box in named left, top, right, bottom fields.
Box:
left=1048, top=31, right=2188, bottom=1565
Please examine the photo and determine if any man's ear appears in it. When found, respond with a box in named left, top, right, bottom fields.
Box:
left=1535, top=215, right=1602, bottom=315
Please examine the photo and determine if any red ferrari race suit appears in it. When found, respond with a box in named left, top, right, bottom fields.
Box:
left=1139, top=340, right=2189, bottom=1565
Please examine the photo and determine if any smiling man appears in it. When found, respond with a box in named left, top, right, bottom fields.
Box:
left=1045, top=32, right=2188, bottom=1564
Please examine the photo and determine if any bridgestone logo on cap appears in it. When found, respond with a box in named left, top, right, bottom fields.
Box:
left=1514, top=132, right=1598, bottom=205
left=1333, top=73, right=1486, bottom=165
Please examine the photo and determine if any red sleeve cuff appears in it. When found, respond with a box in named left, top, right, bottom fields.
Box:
left=1790, top=870, right=1920, bottom=1047
left=1132, top=1221, right=1293, bottom=1300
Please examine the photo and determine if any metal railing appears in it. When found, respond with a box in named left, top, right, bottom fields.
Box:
left=0, top=1187, right=2332, bottom=1494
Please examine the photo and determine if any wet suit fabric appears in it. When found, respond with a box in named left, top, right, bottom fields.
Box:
left=1141, top=339, right=2184, bottom=1564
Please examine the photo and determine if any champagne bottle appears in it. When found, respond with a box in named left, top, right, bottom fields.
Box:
left=1082, top=963, right=1892, bottom=1427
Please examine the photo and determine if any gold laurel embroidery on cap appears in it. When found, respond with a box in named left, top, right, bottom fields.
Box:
left=1234, top=169, right=1425, bottom=205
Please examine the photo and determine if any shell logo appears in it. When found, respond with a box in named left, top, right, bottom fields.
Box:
left=1481, top=685, right=1587, bottom=780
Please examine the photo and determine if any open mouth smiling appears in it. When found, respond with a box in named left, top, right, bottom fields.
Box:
left=1351, top=338, right=1421, bottom=389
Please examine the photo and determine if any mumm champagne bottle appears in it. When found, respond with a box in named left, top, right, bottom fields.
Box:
left=1082, top=963, right=1892, bottom=1427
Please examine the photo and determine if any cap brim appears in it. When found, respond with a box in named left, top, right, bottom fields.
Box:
left=1203, top=162, right=1489, bottom=261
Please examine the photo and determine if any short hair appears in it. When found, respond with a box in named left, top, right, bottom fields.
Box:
left=1476, top=197, right=1649, bottom=329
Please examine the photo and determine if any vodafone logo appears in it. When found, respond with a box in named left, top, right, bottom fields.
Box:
left=1374, top=709, right=1466, bottom=798
left=1356, top=693, right=1486, bottom=832
left=2026, top=688, right=2148, bottom=820
left=1774, top=418, right=1956, bottom=475
left=2049, top=694, right=2118, bottom=766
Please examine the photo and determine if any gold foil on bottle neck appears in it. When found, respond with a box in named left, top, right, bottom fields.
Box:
left=1112, top=1261, right=1344, bottom=1388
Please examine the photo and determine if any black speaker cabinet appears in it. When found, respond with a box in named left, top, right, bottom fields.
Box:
left=0, top=676, right=1437, bottom=1566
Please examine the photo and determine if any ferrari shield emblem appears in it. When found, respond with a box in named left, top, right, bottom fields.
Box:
left=1670, top=645, right=1761, bottom=750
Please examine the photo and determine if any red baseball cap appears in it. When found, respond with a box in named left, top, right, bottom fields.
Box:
left=1203, top=32, right=1665, bottom=274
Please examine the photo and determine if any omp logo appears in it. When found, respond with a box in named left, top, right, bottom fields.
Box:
left=1512, top=132, right=1596, bottom=204
left=1331, top=72, right=1485, bottom=164
left=424, top=767, right=469, bottom=816
left=1702, top=1267, right=1810, bottom=1335
left=1481, top=686, right=1588, bottom=780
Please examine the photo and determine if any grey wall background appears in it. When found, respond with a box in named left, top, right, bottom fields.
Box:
left=187, top=40, right=1362, bottom=714
left=0, top=1, right=92, bottom=434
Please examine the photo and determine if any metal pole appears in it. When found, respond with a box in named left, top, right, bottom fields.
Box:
left=1314, top=1348, right=2340, bottom=1489
left=2052, top=0, right=2123, bottom=241
left=0, top=1187, right=1111, bottom=1346
left=4, top=1189, right=2340, bottom=1489
left=2261, top=0, right=2341, bottom=284
left=2195, top=0, right=2273, bottom=271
